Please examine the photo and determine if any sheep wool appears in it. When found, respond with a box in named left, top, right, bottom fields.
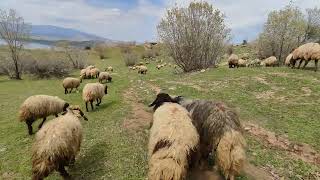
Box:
left=138, top=65, right=148, bottom=74
left=228, top=54, right=239, bottom=68
left=90, top=68, right=100, bottom=78
left=106, top=66, right=113, bottom=72
left=175, top=98, right=246, bottom=180
left=285, top=53, right=293, bottom=66
left=98, top=72, right=112, bottom=83
left=82, top=83, right=108, bottom=111
left=292, top=43, right=320, bottom=71
left=148, top=94, right=199, bottom=180
left=62, top=77, right=81, bottom=94
left=31, top=106, right=87, bottom=180
left=19, top=95, right=69, bottom=135
left=238, top=59, right=247, bottom=67
left=262, top=56, right=278, bottom=67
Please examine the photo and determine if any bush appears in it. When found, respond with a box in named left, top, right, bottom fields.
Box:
left=141, top=50, right=156, bottom=59
left=122, top=52, right=139, bottom=66
left=158, top=1, right=230, bottom=72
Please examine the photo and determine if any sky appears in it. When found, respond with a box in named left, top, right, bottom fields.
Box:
left=0, top=0, right=319, bottom=43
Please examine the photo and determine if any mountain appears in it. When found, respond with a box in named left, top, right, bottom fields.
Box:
left=31, top=25, right=111, bottom=42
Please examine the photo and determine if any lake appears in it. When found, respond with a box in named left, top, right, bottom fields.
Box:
left=0, top=39, right=52, bottom=49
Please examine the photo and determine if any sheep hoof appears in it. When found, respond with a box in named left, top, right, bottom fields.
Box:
left=96, top=104, right=100, bottom=106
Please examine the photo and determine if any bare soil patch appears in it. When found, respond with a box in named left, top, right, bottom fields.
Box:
left=244, top=123, right=320, bottom=166
left=301, top=87, right=312, bottom=96
left=254, top=76, right=269, bottom=85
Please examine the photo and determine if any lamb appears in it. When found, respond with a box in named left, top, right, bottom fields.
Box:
left=19, top=95, right=69, bottom=135
left=291, top=42, right=320, bottom=71
left=138, top=65, right=148, bottom=74
left=62, top=77, right=82, bottom=94
left=148, top=93, right=199, bottom=180
left=89, top=68, right=100, bottom=78
left=174, top=96, right=246, bottom=180
left=98, top=72, right=112, bottom=83
left=238, top=59, right=247, bottom=67
left=31, top=105, right=88, bottom=180
left=105, top=66, right=113, bottom=72
left=261, top=56, right=278, bottom=67
left=228, top=54, right=239, bottom=68
left=82, top=83, right=108, bottom=112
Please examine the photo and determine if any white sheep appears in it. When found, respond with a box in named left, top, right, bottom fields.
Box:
left=82, top=83, right=108, bottom=112
left=105, top=66, right=113, bottom=72
left=291, top=42, right=320, bottom=71
left=19, top=95, right=69, bottom=135
left=148, top=93, right=199, bottom=180
left=261, top=56, right=278, bottom=67
left=138, top=65, right=148, bottom=74
left=62, top=77, right=82, bottom=94
left=32, top=106, right=88, bottom=180
left=98, top=72, right=112, bottom=83
left=89, top=68, right=100, bottom=79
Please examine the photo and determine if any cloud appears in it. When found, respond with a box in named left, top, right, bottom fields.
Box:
left=0, top=0, right=319, bottom=42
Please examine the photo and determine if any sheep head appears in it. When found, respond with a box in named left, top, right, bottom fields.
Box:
left=149, top=93, right=176, bottom=111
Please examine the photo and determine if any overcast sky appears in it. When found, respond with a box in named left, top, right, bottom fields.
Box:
left=0, top=0, right=319, bottom=43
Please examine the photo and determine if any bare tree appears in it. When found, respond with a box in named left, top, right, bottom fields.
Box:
left=94, top=43, right=107, bottom=59
left=0, top=9, right=30, bottom=79
left=157, top=1, right=230, bottom=72
left=304, top=7, right=320, bottom=42
left=56, top=41, right=88, bottom=69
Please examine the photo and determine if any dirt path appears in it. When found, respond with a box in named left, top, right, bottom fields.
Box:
left=244, top=123, right=320, bottom=166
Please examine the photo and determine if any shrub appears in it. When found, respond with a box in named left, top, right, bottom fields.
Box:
left=141, top=50, right=156, bottom=59
left=122, top=52, right=138, bottom=66
left=157, top=1, right=230, bottom=72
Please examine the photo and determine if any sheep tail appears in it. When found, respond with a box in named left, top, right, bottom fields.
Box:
left=148, top=157, right=185, bottom=180
left=216, top=129, right=246, bottom=180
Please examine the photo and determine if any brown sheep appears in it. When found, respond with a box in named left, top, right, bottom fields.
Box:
left=228, top=54, right=239, bottom=68
left=291, top=42, right=320, bottom=71
left=62, top=77, right=82, bottom=94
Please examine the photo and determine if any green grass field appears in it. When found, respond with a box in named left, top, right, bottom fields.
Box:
left=0, top=46, right=319, bottom=179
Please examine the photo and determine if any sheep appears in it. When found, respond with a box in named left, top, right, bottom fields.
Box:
left=261, top=56, right=278, bottom=67
left=145, top=61, right=150, bottom=65
left=31, top=105, right=88, bottom=180
left=82, top=83, right=108, bottom=112
left=138, top=65, right=148, bottom=74
left=62, top=77, right=82, bottom=94
left=238, top=59, right=247, bottom=67
left=86, top=65, right=95, bottom=70
left=98, top=72, right=112, bottom=83
left=89, top=68, right=100, bottom=79
left=240, top=53, right=250, bottom=60
left=105, top=66, right=113, bottom=72
left=138, top=62, right=144, bottom=66
left=285, top=53, right=293, bottom=67
left=156, top=64, right=162, bottom=70
left=148, top=93, right=199, bottom=180
left=19, top=95, right=69, bottom=135
left=228, top=54, right=239, bottom=68
left=174, top=96, right=246, bottom=180
left=291, top=42, right=320, bottom=71
left=80, top=69, right=87, bottom=77
left=247, top=59, right=261, bottom=67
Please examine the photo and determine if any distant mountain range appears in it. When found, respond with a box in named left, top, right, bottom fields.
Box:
left=31, top=25, right=113, bottom=43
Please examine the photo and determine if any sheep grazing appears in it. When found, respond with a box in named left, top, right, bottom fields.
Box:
left=261, top=56, right=278, bottom=67
left=98, top=72, right=112, bottom=83
left=31, top=106, right=88, bottom=180
left=105, top=66, right=113, bottom=72
left=285, top=53, right=293, bottom=67
left=156, top=64, right=162, bottom=70
left=291, top=42, right=320, bottom=71
left=82, top=83, right=108, bottom=112
left=228, top=54, right=239, bottom=68
left=19, top=95, right=69, bottom=135
left=238, top=59, right=247, bottom=67
left=62, top=77, right=82, bottom=94
left=148, top=93, right=199, bottom=180
left=247, top=59, right=261, bottom=67
left=89, top=68, right=100, bottom=79
left=174, top=96, right=246, bottom=180
left=138, top=65, right=148, bottom=74
left=80, top=65, right=96, bottom=79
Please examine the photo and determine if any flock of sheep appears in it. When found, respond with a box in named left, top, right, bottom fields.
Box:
left=228, top=42, right=320, bottom=71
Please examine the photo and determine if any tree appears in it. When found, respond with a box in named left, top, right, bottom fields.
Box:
left=256, top=5, right=306, bottom=63
left=55, top=41, right=87, bottom=69
left=94, top=43, right=107, bottom=59
left=0, top=9, right=30, bottom=79
left=304, top=7, right=320, bottom=42
left=157, top=1, right=230, bottom=72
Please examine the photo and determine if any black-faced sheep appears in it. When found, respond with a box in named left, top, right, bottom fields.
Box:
left=98, top=72, right=112, bottom=83
left=261, top=56, right=278, bottom=67
left=228, top=54, right=239, bottom=68
left=291, top=42, right=320, bottom=71
left=174, top=96, right=246, bottom=180
left=82, top=83, right=108, bottom=112
left=105, top=66, right=113, bottom=72
left=62, top=77, right=82, bottom=94
left=138, top=65, right=148, bottom=74
left=32, top=106, right=88, bottom=180
left=148, top=93, right=199, bottom=180
left=19, top=95, right=69, bottom=135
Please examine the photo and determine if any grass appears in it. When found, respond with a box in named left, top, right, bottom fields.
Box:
left=0, top=45, right=320, bottom=179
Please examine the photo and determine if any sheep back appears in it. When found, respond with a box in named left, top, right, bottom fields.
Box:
left=82, top=83, right=105, bottom=102
left=62, top=77, right=81, bottom=89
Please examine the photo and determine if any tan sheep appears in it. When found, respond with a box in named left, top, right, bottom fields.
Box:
left=174, top=97, right=246, bottom=180
left=62, top=77, right=82, bottom=94
left=82, top=83, right=108, bottom=112
left=156, top=64, right=162, bottom=70
left=98, top=72, right=112, bottom=83
left=261, top=56, right=278, bottom=67
left=19, top=95, right=69, bottom=135
left=238, top=59, right=247, bottom=67
left=105, top=66, right=113, bottom=72
left=86, top=65, right=95, bottom=70
left=89, top=68, right=100, bottom=79
left=80, top=69, right=87, bottom=77
left=247, top=59, right=261, bottom=67
left=148, top=93, right=199, bottom=180
left=228, top=54, right=239, bottom=68
left=138, top=65, right=148, bottom=74
left=285, top=53, right=293, bottom=67
left=32, top=106, right=88, bottom=180
left=291, top=42, right=320, bottom=71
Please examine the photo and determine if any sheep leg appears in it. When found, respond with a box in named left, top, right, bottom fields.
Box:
left=26, top=119, right=34, bottom=135
left=38, top=117, right=47, bottom=129
left=58, top=165, right=70, bottom=179
left=315, top=60, right=318, bottom=72
left=69, top=88, right=73, bottom=93
left=297, top=59, right=304, bottom=69
left=55, top=114, right=58, bottom=117
left=85, top=102, right=89, bottom=112
left=96, top=99, right=100, bottom=106
left=302, top=60, right=310, bottom=69
left=90, top=100, right=94, bottom=110
left=65, top=88, right=68, bottom=94
left=98, top=98, right=102, bottom=105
